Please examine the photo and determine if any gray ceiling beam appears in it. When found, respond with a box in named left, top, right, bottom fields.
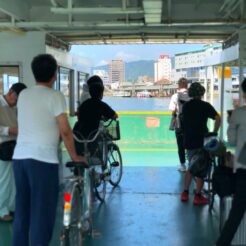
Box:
left=0, top=20, right=242, bottom=29
left=50, top=7, right=144, bottom=15
left=194, top=0, right=202, bottom=10
left=167, top=0, right=172, bottom=23
left=0, top=0, right=29, bottom=20
left=241, top=0, right=245, bottom=20
left=56, top=34, right=229, bottom=41
left=219, top=0, right=231, bottom=13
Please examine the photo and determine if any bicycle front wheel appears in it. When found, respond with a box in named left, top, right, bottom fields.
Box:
left=93, top=166, right=107, bottom=202
left=60, top=185, right=83, bottom=246
left=107, top=143, right=123, bottom=186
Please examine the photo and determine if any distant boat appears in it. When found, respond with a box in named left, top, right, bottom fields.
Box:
left=113, top=91, right=131, bottom=97
left=136, top=90, right=152, bottom=98
left=226, top=88, right=239, bottom=93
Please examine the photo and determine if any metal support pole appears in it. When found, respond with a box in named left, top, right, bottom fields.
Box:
left=204, top=67, right=208, bottom=102
left=239, top=58, right=244, bottom=106
left=220, top=63, right=225, bottom=140
left=210, top=66, right=215, bottom=105
left=210, top=66, right=215, bottom=131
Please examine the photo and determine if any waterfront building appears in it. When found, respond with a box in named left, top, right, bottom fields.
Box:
left=174, top=44, right=222, bottom=83
left=154, top=55, right=171, bottom=83
left=136, top=75, right=153, bottom=85
left=92, top=69, right=110, bottom=85
left=108, top=60, right=125, bottom=87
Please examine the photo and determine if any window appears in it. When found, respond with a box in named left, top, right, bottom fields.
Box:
left=77, top=72, right=88, bottom=107
left=0, top=66, right=19, bottom=95
left=58, top=67, right=74, bottom=115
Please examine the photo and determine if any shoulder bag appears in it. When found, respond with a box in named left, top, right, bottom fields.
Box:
left=0, top=140, right=16, bottom=161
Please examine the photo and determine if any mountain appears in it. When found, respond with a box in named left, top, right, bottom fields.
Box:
left=93, top=60, right=155, bottom=82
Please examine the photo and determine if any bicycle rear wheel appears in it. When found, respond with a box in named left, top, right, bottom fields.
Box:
left=82, top=169, right=93, bottom=235
left=107, top=143, right=123, bottom=186
left=60, top=185, right=83, bottom=246
left=93, top=166, right=107, bottom=202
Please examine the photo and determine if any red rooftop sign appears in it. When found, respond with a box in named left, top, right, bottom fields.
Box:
left=159, top=54, right=169, bottom=59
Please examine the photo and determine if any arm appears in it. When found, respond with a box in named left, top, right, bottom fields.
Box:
left=0, top=126, right=17, bottom=136
left=56, top=113, right=87, bottom=163
left=213, top=114, right=221, bottom=134
left=9, top=127, right=18, bottom=135
left=169, top=94, right=178, bottom=115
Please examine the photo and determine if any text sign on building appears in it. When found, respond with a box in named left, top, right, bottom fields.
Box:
left=159, top=54, right=169, bottom=59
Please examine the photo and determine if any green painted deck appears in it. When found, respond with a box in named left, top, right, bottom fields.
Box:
left=70, top=112, right=179, bottom=167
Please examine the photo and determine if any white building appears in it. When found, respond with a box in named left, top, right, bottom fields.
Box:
left=92, top=69, right=109, bottom=85
left=174, top=44, right=222, bottom=83
left=154, top=55, right=171, bottom=82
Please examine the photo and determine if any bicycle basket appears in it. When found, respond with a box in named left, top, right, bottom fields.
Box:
left=106, top=120, right=121, bottom=140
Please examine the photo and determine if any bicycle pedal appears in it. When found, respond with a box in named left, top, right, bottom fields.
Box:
left=103, top=175, right=111, bottom=181
left=111, top=161, right=119, bottom=167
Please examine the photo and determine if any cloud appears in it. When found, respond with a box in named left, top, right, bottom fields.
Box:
left=115, top=51, right=140, bottom=62
left=97, top=60, right=109, bottom=66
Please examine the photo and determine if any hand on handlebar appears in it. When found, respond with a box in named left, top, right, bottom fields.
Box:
left=72, top=155, right=88, bottom=165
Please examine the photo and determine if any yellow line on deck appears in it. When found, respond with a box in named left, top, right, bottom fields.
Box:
left=121, top=148, right=177, bottom=152
left=117, top=111, right=171, bottom=115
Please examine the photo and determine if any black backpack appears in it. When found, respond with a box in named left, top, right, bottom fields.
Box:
left=175, top=92, right=189, bottom=133
left=212, top=165, right=235, bottom=198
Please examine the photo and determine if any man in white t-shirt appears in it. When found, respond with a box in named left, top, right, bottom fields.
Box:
left=12, top=54, right=86, bottom=246
left=169, top=78, right=190, bottom=172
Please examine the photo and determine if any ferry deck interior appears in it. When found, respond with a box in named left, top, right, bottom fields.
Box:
left=0, top=0, right=246, bottom=245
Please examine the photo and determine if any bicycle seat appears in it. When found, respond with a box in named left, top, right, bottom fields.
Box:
left=66, top=161, right=89, bottom=169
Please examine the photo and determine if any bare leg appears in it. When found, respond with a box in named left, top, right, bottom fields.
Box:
left=195, top=177, right=204, bottom=194
left=184, top=170, right=192, bottom=190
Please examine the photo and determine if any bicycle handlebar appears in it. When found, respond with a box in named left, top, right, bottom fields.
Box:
left=73, top=118, right=119, bottom=144
left=205, top=132, right=218, bottom=138
left=73, top=128, right=102, bottom=143
left=66, top=161, right=89, bottom=168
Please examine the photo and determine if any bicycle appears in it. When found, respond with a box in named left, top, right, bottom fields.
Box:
left=103, top=118, right=123, bottom=187
left=74, top=118, right=123, bottom=201
left=60, top=161, right=90, bottom=246
left=203, top=132, right=226, bottom=211
left=60, top=128, right=107, bottom=246
left=60, top=119, right=123, bottom=246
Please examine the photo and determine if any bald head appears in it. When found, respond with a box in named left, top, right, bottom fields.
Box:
left=178, top=78, right=188, bottom=89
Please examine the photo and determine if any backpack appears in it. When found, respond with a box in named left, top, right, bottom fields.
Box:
left=175, top=91, right=190, bottom=132
left=189, top=149, right=211, bottom=178
left=212, top=165, right=235, bottom=198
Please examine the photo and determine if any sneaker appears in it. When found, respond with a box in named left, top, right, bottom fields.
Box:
left=180, top=191, right=189, bottom=202
left=0, top=214, right=13, bottom=222
left=193, top=194, right=209, bottom=205
left=178, top=164, right=186, bottom=172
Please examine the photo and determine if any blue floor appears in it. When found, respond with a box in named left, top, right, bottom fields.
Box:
left=0, top=166, right=221, bottom=246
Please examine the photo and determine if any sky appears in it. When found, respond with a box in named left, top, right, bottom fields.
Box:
left=70, top=43, right=205, bottom=68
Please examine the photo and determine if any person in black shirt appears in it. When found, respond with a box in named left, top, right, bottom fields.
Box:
left=180, top=82, right=221, bottom=205
left=74, top=76, right=117, bottom=155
